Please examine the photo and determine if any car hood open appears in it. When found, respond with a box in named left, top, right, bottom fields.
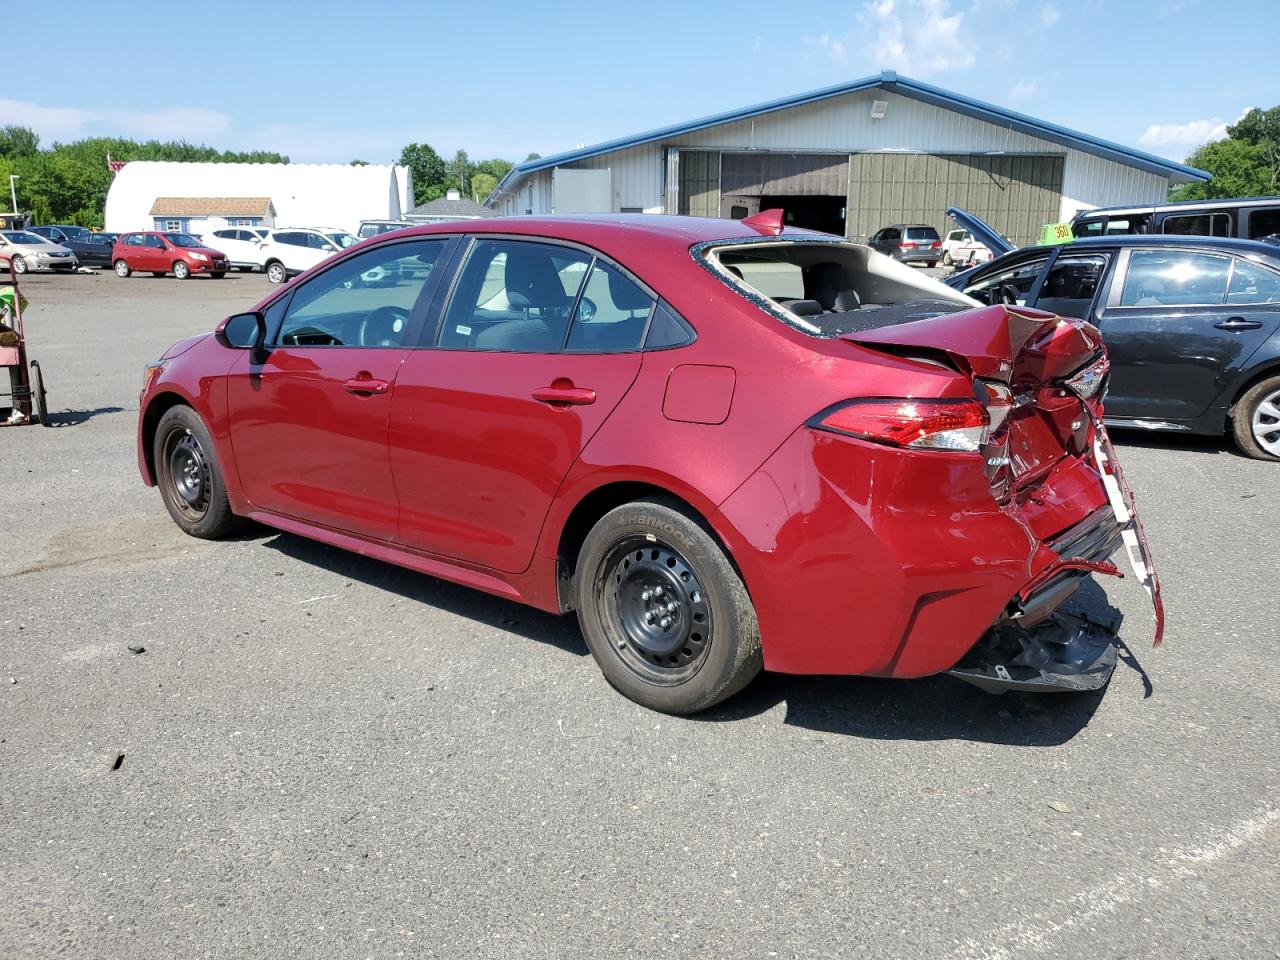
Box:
left=946, top=207, right=1015, bottom=258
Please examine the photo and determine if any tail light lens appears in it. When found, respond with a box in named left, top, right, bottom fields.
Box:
left=811, top=399, right=990, bottom=452
left=1062, top=353, right=1110, bottom=400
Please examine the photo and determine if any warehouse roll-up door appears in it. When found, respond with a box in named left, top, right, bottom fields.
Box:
left=846, top=153, right=1064, bottom=247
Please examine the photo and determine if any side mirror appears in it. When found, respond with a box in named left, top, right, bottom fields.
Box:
left=216, top=311, right=268, bottom=363
left=321, top=244, right=335, bottom=252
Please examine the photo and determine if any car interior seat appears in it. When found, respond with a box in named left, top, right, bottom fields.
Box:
left=806, top=262, right=862, bottom=312
left=476, top=248, right=573, bottom=351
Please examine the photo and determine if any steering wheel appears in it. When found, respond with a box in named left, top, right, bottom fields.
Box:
left=359, top=305, right=410, bottom=347
left=997, top=283, right=1021, bottom=306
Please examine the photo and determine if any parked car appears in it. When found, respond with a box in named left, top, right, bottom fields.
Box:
left=358, top=219, right=414, bottom=239
left=940, top=227, right=991, bottom=267
left=29, top=224, right=92, bottom=245
left=136, top=212, right=1161, bottom=713
left=867, top=224, right=942, bottom=266
left=200, top=227, right=270, bottom=272
left=1070, top=196, right=1280, bottom=242
left=258, top=227, right=359, bottom=284
left=0, top=230, right=78, bottom=273
left=62, top=233, right=119, bottom=269
left=946, top=208, right=1280, bottom=460
left=112, top=232, right=229, bottom=279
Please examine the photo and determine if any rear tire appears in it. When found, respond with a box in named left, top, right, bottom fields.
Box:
left=173, top=260, right=190, bottom=280
left=1232, top=374, right=1280, bottom=461
left=211, top=271, right=226, bottom=279
left=574, top=499, right=762, bottom=714
left=266, top=260, right=287, bottom=284
left=153, top=405, right=243, bottom=539
left=926, top=260, right=938, bottom=268
left=114, top=259, right=131, bottom=278
left=942, top=250, right=953, bottom=266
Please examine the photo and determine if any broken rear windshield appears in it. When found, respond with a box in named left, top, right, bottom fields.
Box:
left=697, top=239, right=975, bottom=338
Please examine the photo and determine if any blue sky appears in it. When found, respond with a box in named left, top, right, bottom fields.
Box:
left=6, top=0, right=1275, bottom=167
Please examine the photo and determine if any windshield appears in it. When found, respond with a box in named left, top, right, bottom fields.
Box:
left=1, top=231, right=46, bottom=244
left=164, top=233, right=204, bottom=248
left=327, top=232, right=358, bottom=249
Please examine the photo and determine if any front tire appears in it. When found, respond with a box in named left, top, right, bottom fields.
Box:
left=173, top=260, right=190, bottom=280
left=153, top=406, right=243, bottom=538
left=13, top=256, right=27, bottom=275
left=211, top=271, right=226, bottom=279
left=942, top=250, right=953, bottom=266
left=574, top=499, right=762, bottom=714
left=1232, top=375, right=1280, bottom=460
left=266, top=261, right=287, bottom=284
left=114, top=259, right=131, bottom=277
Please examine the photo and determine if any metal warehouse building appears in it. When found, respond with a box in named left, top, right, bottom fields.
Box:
left=488, top=71, right=1209, bottom=246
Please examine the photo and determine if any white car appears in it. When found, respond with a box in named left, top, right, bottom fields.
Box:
left=200, top=227, right=270, bottom=272
left=258, top=227, right=359, bottom=284
left=940, top=228, right=992, bottom=267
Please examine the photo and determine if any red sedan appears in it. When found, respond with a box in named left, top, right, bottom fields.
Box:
left=113, top=231, right=229, bottom=280
left=136, top=212, right=1162, bottom=713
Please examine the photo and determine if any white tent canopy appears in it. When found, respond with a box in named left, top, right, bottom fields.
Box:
left=105, top=161, right=414, bottom=235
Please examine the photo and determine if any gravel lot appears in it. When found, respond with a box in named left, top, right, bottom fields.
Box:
left=2, top=269, right=1277, bottom=959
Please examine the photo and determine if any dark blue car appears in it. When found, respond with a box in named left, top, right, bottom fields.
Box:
left=944, top=210, right=1280, bottom=460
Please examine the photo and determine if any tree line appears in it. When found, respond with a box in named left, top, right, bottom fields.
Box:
left=0, top=124, right=530, bottom=228
left=1172, top=105, right=1280, bottom=200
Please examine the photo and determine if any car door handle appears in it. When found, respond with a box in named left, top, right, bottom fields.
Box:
left=1214, top=317, right=1263, bottom=331
left=532, top=384, right=597, bottom=406
left=342, top=375, right=390, bottom=395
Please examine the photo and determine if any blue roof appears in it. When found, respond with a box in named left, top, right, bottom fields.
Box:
left=490, top=71, right=1210, bottom=203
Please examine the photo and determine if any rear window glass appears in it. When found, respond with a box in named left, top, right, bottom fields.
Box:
left=1248, top=208, right=1280, bottom=240
left=1227, top=258, right=1280, bottom=304
left=905, top=227, right=939, bottom=241
left=705, top=240, right=973, bottom=338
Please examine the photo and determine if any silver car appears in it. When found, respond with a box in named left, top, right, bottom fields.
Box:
left=0, top=230, right=79, bottom=274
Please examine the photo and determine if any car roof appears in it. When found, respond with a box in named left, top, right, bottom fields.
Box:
left=1073, top=196, right=1280, bottom=219
left=1061, top=234, right=1280, bottom=257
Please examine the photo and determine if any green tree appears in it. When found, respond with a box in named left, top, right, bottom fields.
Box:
left=399, top=142, right=448, bottom=205
left=0, top=125, right=40, bottom=159
left=472, top=171, right=498, bottom=202
left=447, top=149, right=472, bottom=197
left=476, top=158, right=513, bottom=180
left=524, top=152, right=542, bottom=162
left=350, top=159, right=370, bottom=166
left=1171, top=103, right=1280, bottom=200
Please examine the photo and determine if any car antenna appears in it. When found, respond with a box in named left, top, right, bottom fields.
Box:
left=741, top=209, right=785, bottom=236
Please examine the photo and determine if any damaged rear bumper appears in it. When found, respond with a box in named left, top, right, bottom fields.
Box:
left=947, top=610, right=1119, bottom=693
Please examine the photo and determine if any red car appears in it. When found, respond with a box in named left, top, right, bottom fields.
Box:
left=136, top=211, right=1162, bottom=713
left=113, top=231, right=229, bottom=280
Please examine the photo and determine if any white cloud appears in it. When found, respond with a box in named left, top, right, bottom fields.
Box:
left=1007, top=79, right=1039, bottom=106
left=0, top=98, right=231, bottom=145
left=1041, top=3, right=1060, bottom=26
left=859, top=0, right=976, bottom=75
left=1137, top=108, right=1250, bottom=160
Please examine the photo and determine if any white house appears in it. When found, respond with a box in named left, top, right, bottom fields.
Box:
left=487, top=71, right=1210, bottom=247
left=105, top=161, right=414, bottom=236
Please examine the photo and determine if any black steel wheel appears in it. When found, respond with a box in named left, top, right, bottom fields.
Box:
left=600, top=537, right=714, bottom=685
left=575, top=499, right=761, bottom=714
left=152, top=405, right=242, bottom=538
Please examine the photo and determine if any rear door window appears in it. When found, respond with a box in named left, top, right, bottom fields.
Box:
left=1162, top=212, right=1233, bottom=237
left=565, top=262, right=654, bottom=352
left=1247, top=208, right=1280, bottom=240
left=1227, top=258, right=1280, bottom=304
left=1119, top=250, right=1232, bottom=306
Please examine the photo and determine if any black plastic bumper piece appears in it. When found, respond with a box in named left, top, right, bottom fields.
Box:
left=947, top=611, right=1118, bottom=694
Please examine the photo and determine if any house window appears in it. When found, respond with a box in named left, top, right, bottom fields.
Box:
left=229, top=218, right=258, bottom=227
left=165, top=219, right=183, bottom=231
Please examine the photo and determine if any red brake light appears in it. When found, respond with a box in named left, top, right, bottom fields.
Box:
left=811, top=399, right=990, bottom=451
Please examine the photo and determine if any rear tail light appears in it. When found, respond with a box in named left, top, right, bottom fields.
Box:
left=810, top=398, right=990, bottom=452
left=1062, top=353, right=1110, bottom=400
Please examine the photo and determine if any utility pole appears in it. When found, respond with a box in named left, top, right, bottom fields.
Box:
left=7, top=175, right=17, bottom=214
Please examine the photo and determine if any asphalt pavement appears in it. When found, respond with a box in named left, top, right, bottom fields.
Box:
left=1, top=269, right=1277, bottom=959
